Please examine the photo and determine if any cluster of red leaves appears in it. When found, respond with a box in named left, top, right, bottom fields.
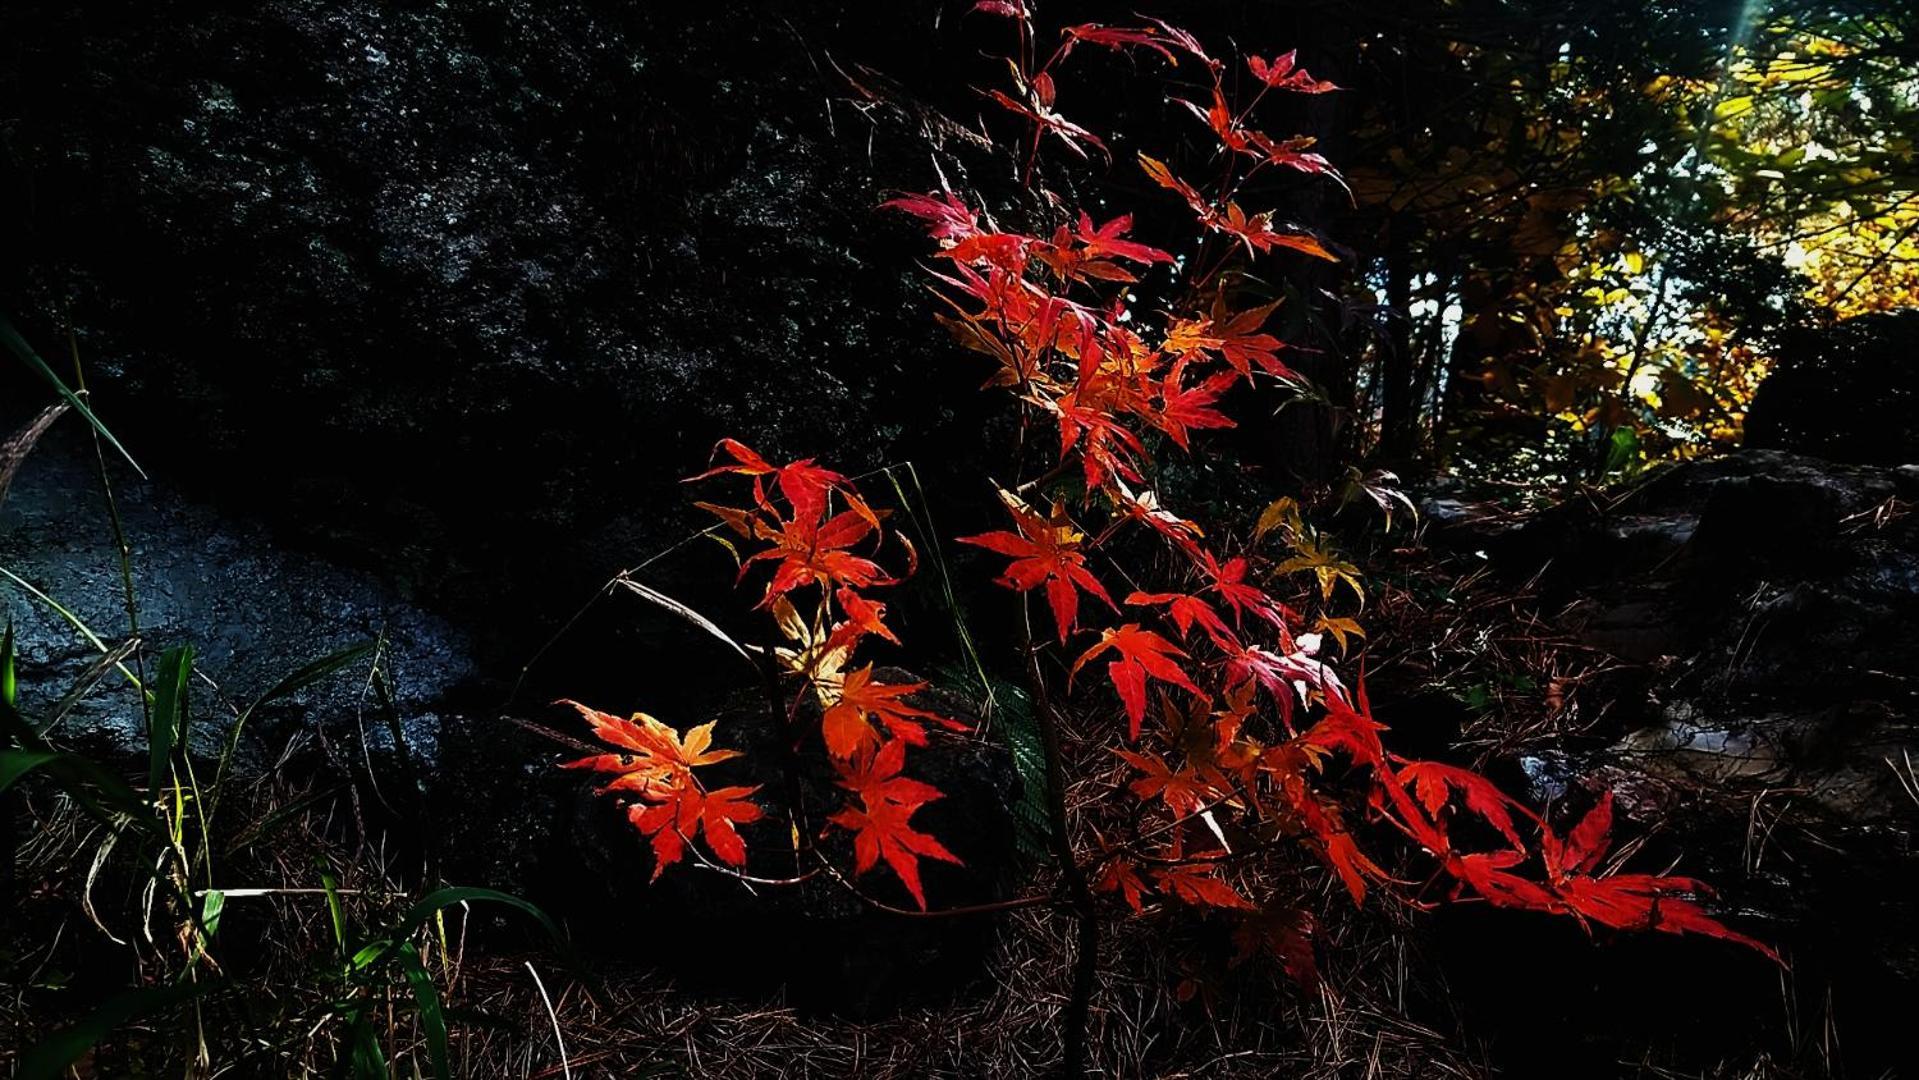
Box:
left=889, top=12, right=1776, bottom=971
left=559, top=10, right=1774, bottom=972
left=565, top=437, right=966, bottom=909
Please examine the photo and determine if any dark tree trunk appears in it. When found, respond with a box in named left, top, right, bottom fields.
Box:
left=1379, top=214, right=1417, bottom=464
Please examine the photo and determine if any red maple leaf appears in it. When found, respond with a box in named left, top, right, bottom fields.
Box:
left=879, top=190, right=981, bottom=242
left=1246, top=51, right=1341, bottom=94
left=1073, top=211, right=1175, bottom=267
left=686, top=438, right=868, bottom=528
left=1124, top=589, right=1235, bottom=647
left=1059, top=23, right=1182, bottom=65
left=1197, top=550, right=1293, bottom=631
left=960, top=498, right=1117, bottom=642
left=829, top=739, right=962, bottom=909
left=1071, top=624, right=1204, bottom=739
left=823, top=586, right=900, bottom=655
left=1163, top=301, right=1292, bottom=381
left=559, top=701, right=742, bottom=795
left=1114, top=747, right=1216, bottom=815
left=1174, top=85, right=1262, bottom=157
left=1095, top=857, right=1153, bottom=913
left=1140, top=153, right=1212, bottom=221
left=1395, top=760, right=1534, bottom=851
left=562, top=701, right=761, bottom=876
left=1106, top=479, right=1206, bottom=556
left=1215, top=202, right=1340, bottom=262
left=1151, top=358, right=1238, bottom=450
left=742, top=507, right=888, bottom=607
left=985, top=88, right=1109, bottom=160
left=1155, top=860, right=1253, bottom=910
left=1543, top=789, right=1617, bottom=880
left=1230, top=909, right=1319, bottom=987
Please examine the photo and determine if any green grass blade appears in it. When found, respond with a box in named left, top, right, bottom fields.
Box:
left=352, top=886, right=566, bottom=973
left=0, top=564, right=144, bottom=695
left=43, top=636, right=142, bottom=737
left=212, top=640, right=375, bottom=805
left=399, top=941, right=452, bottom=1080
left=322, top=867, right=350, bottom=960
left=1, top=314, right=144, bottom=479
left=347, top=1011, right=390, bottom=1079
left=149, top=645, right=193, bottom=796
left=200, top=888, right=226, bottom=938
left=14, top=979, right=214, bottom=1080
left=397, top=886, right=562, bottom=945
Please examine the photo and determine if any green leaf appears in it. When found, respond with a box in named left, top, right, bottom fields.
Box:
left=1712, top=95, right=1755, bottom=121
left=0, top=313, right=144, bottom=479
left=351, top=939, right=392, bottom=972
left=0, top=739, right=154, bottom=829
left=2, top=620, right=16, bottom=712
left=352, top=886, right=564, bottom=973
left=399, top=941, right=452, bottom=1080
left=1, top=747, right=62, bottom=790
left=0, top=564, right=143, bottom=698
left=14, top=979, right=215, bottom=1080
left=200, top=888, right=226, bottom=939
left=398, top=886, right=562, bottom=943
left=213, top=640, right=375, bottom=800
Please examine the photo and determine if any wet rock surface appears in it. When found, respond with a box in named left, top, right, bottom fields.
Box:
left=0, top=427, right=472, bottom=757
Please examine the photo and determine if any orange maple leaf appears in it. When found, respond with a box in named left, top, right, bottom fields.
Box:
left=821, top=664, right=964, bottom=762
left=562, top=701, right=760, bottom=877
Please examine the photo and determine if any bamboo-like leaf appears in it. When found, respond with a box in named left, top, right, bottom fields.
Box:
left=42, top=636, right=142, bottom=736
left=0, top=747, right=62, bottom=790
left=399, top=940, right=452, bottom=1080
left=2, top=620, right=16, bottom=712
left=212, top=640, right=375, bottom=810
left=14, top=979, right=214, bottom=1080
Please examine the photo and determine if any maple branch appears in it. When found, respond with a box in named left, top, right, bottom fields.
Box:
left=811, top=852, right=1057, bottom=918
left=1014, top=456, right=1074, bottom=495
left=1017, top=598, right=1100, bottom=1079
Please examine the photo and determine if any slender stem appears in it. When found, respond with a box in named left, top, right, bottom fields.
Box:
left=1019, top=603, right=1097, bottom=1078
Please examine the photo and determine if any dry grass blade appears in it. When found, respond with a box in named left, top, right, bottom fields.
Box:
left=0, top=402, right=68, bottom=509
left=613, top=574, right=757, bottom=668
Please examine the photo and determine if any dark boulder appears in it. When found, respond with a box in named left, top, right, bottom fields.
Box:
left=1431, top=449, right=1919, bottom=1074
left=0, top=0, right=1010, bottom=675
left=1745, top=310, right=1919, bottom=466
